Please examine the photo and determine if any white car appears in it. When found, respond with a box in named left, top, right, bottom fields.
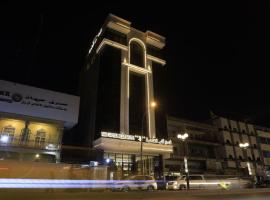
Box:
left=112, top=175, right=158, bottom=191
left=166, top=175, right=251, bottom=190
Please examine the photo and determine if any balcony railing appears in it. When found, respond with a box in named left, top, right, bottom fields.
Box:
left=0, top=137, right=60, bottom=151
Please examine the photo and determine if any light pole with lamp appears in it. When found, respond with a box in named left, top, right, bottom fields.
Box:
left=177, top=132, right=190, bottom=190
left=239, top=142, right=255, bottom=187
left=239, top=142, right=252, bottom=175
left=140, top=101, right=157, bottom=175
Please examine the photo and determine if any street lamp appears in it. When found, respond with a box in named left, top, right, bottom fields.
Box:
left=177, top=132, right=190, bottom=190
left=140, top=101, right=157, bottom=175
left=239, top=142, right=252, bottom=175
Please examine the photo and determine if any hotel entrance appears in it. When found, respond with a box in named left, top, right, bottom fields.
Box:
left=103, top=152, right=158, bottom=178
left=94, top=132, right=173, bottom=179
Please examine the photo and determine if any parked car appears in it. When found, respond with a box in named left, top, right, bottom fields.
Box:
left=112, top=175, right=158, bottom=191
left=166, top=174, right=251, bottom=190
left=157, top=175, right=180, bottom=190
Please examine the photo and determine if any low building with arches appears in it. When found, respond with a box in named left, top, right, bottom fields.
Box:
left=0, top=80, right=79, bottom=163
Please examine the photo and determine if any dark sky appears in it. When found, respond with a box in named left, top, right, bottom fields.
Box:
left=1, top=1, right=270, bottom=126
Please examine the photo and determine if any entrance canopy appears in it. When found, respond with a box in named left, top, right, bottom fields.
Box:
left=93, top=137, right=172, bottom=158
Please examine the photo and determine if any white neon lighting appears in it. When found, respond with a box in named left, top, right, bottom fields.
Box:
left=128, top=38, right=147, bottom=69
left=96, top=39, right=128, bottom=54
left=127, top=68, right=130, bottom=98
left=143, top=147, right=173, bottom=152
left=147, top=54, right=166, bottom=66
left=146, top=74, right=151, bottom=138
left=100, top=131, right=172, bottom=145
left=0, top=135, right=9, bottom=143
left=123, top=62, right=151, bottom=74
left=88, top=28, right=103, bottom=54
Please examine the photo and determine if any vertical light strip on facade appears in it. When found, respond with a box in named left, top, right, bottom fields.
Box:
left=127, top=68, right=130, bottom=98
left=128, top=38, right=151, bottom=137
left=146, top=73, right=151, bottom=138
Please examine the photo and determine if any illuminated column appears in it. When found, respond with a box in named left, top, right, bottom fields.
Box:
left=146, top=61, right=156, bottom=138
left=120, top=50, right=129, bottom=134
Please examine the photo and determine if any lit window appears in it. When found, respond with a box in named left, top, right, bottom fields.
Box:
left=1, top=125, right=15, bottom=143
left=35, top=130, right=46, bottom=147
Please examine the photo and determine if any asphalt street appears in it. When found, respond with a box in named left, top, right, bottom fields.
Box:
left=1, top=189, right=270, bottom=200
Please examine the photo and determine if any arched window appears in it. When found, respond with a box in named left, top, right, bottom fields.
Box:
left=130, top=40, right=145, bottom=67
left=35, top=129, right=46, bottom=147
left=1, top=125, right=15, bottom=143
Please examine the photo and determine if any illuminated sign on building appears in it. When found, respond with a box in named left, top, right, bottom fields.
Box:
left=0, top=80, right=79, bottom=127
left=101, top=131, right=172, bottom=145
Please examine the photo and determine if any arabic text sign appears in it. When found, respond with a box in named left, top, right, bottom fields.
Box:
left=0, top=80, right=79, bottom=127
left=101, top=132, right=172, bottom=145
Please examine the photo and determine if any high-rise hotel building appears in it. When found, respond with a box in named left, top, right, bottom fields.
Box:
left=78, top=14, right=172, bottom=177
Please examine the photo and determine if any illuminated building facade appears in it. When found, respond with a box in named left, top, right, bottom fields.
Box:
left=0, top=80, right=79, bottom=163
left=79, top=14, right=172, bottom=177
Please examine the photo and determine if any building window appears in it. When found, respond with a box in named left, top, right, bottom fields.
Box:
left=263, top=151, right=270, bottom=158
left=253, top=144, right=257, bottom=148
left=239, top=156, right=243, bottom=160
left=229, top=155, right=233, bottom=160
left=235, top=141, right=239, bottom=146
left=226, top=139, right=231, bottom=145
left=224, top=126, right=228, bottom=130
left=233, top=128, right=237, bottom=132
left=248, top=157, right=252, bottom=161
left=1, top=125, right=15, bottom=143
left=35, top=130, right=46, bottom=147
left=242, top=129, right=246, bottom=133
left=130, top=41, right=145, bottom=67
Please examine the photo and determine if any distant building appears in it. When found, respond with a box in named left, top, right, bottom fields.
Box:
left=78, top=14, right=172, bottom=178
left=254, top=126, right=270, bottom=174
left=0, top=80, right=79, bottom=163
left=212, top=115, right=262, bottom=176
left=165, top=116, right=223, bottom=175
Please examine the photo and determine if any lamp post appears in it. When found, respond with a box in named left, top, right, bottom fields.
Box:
left=177, top=133, right=190, bottom=190
left=239, top=142, right=255, bottom=187
left=140, top=101, right=157, bottom=175
left=239, top=142, right=252, bottom=175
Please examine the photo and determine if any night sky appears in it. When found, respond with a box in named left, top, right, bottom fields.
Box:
left=1, top=1, right=270, bottom=126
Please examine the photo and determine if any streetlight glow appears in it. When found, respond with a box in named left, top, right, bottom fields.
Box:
left=0, top=135, right=9, bottom=143
left=239, top=142, right=249, bottom=149
left=150, top=101, right=157, bottom=108
left=177, top=133, right=189, bottom=141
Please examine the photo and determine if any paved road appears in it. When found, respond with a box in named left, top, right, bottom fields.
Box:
left=1, top=189, right=270, bottom=200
